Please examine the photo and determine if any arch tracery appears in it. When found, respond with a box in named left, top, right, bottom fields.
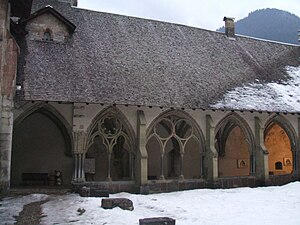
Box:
left=146, top=110, right=205, bottom=180
left=85, top=107, right=136, bottom=181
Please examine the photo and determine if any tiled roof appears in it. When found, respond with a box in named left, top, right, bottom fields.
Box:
left=17, top=0, right=300, bottom=111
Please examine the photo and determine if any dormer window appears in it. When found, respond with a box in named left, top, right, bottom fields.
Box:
left=43, top=29, right=52, bottom=41
left=22, top=6, right=76, bottom=43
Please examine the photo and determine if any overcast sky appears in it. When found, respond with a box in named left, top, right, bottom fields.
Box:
left=77, top=0, right=300, bottom=30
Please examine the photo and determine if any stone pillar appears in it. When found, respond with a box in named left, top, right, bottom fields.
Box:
left=107, top=151, right=112, bottom=181
left=205, top=115, right=218, bottom=182
left=159, top=154, right=165, bottom=180
left=73, top=131, right=87, bottom=182
left=0, top=0, right=19, bottom=197
left=295, top=118, right=300, bottom=179
left=73, top=153, right=85, bottom=181
left=136, top=110, right=148, bottom=185
left=254, top=117, right=269, bottom=185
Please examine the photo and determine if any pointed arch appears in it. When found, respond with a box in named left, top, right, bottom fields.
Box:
left=215, top=112, right=255, bottom=154
left=146, top=109, right=205, bottom=180
left=146, top=109, right=205, bottom=150
left=86, top=106, right=136, bottom=152
left=264, top=115, right=297, bottom=153
left=14, top=103, right=73, bottom=156
left=264, top=114, right=297, bottom=174
left=12, top=103, right=74, bottom=186
left=85, top=106, right=136, bottom=181
left=215, top=112, right=255, bottom=176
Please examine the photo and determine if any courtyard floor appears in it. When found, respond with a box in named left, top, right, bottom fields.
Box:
left=1, top=182, right=300, bottom=225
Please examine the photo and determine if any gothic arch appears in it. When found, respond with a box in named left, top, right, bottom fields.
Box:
left=264, top=114, right=297, bottom=173
left=264, top=115, right=297, bottom=152
left=215, top=112, right=255, bottom=176
left=11, top=103, right=74, bottom=186
left=14, top=103, right=73, bottom=156
left=85, top=106, right=136, bottom=181
left=146, top=109, right=205, bottom=179
left=146, top=109, right=205, bottom=149
left=215, top=112, right=255, bottom=154
left=86, top=106, right=136, bottom=152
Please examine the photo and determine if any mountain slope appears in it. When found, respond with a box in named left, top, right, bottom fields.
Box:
left=217, top=8, right=300, bottom=44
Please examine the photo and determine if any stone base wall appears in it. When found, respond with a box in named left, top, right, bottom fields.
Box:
left=268, top=173, right=298, bottom=186
left=213, top=176, right=258, bottom=189
left=43, top=173, right=300, bottom=196
left=144, top=179, right=209, bottom=193
left=73, top=181, right=139, bottom=194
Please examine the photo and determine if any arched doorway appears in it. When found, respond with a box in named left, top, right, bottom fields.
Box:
left=264, top=121, right=294, bottom=175
left=11, top=105, right=73, bottom=187
left=146, top=110, right=204, bottom=180
left=215, top=113, right=254, bottom=178
left=85, top=107, right=135, bottom=181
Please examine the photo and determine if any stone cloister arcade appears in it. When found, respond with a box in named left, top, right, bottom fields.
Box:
left=10, top=102, right=300, bottom=192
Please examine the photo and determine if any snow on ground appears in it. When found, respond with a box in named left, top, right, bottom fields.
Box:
left=1, top=182, right=300, bottom=225
left=212, top=66, right=300, bottom=112
left=0, top=193, right=48, bottom=224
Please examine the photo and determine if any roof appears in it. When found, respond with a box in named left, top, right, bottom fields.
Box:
left=16, top=0, right=300, bottom=112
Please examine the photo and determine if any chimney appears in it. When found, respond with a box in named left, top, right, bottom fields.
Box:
left=298, top=30, right=300, bottom=43
left=223, top=17, right=235, bottom=38
left=59, top=0, right=77, bottom=6
left=71, top=0, right=77, bottom=6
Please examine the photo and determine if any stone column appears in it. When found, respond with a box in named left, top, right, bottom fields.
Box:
left=254, top=117, right=269, bottom=185
left=73, top=131, right=87, bottom=182
left=136, top=110, right=148, bottom=185
left=107, top=151, right=112, bottom=181
left=159, top=154, right=165, bottom=180
left=73, top=153, right=85, bottom=181
left=0, top=100, right=14, bottom=196
left=295, top=118, right=300, bottom=179
left=204, top=115, right=218, bottom=182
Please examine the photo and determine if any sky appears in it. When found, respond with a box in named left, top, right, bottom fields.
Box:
left=2, top=182, right=300, bottom=224
left=77, top=0, right=300, bottom=31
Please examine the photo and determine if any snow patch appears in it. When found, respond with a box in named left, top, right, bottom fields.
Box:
left=0, top=194, right=48, bottom=225
left=212, top=66, right=300, bottom=112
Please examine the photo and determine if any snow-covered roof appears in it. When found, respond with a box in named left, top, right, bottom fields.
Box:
left=212, top=66, right=300, bottom=113
left=17, top=0, right=300, bottom=112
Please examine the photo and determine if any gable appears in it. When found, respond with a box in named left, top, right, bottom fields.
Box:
left=25, top=12, right=72, bottom=42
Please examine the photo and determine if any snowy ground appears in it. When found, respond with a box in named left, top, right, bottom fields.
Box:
left=1, top=182, right=300, bottom=225
left=212, top=66, right=300, bottom=112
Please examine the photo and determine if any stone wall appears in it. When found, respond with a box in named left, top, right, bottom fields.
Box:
left=10, top=101, right=300, bottom=193
left=0, top=0, right=19, bottom=196
left=26, top=13, right=71, bottom=42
